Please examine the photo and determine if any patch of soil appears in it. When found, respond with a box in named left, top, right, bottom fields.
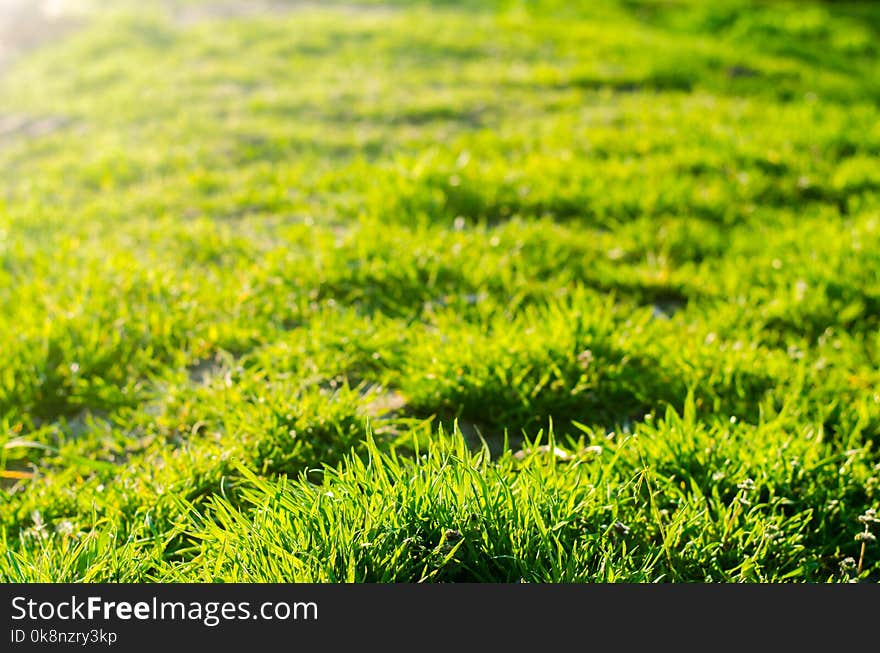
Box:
left=186, top=354, right=231, bottom=385
left=364, top=389, right=407, bottom=418
left=455, top=418, right=524, bottom=458
left=0, top=114, right=69, bottom=141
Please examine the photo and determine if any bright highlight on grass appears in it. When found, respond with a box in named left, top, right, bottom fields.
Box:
left=0, top=0, right=879, bottom=582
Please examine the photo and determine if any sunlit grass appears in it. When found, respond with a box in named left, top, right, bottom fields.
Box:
left=0, top=0, right=878, bottom=582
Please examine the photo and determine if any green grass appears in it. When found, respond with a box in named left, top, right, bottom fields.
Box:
left=1, top=0, right=879, bottom=582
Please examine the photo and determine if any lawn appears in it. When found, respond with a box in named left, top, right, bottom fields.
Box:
left=1, top=0, right=879, bottom=582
